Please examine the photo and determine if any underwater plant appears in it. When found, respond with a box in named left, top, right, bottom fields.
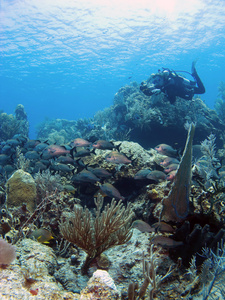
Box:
left=185, top=240, right=225, bottom=299
left=59, top=194, right=134, bottom=274
left=127, top=246, right=174, bottom=300
left=15, top=146, right=30, bottom=171
left=34, top=170, right=63, bottom=201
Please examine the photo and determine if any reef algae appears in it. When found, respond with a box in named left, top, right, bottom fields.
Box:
left=6, top=169, right=37, bottom=212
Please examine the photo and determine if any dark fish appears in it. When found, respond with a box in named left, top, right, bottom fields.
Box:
left=24, top=140, right=41, bottom=149
left=164, top=163, right=179, bottom=173
left=73, top=148, right=92, bottom=158
left=0, top=154, right=11, bottom=165
left=34, top=142, right=49, bottom=152
left=105, top=151, right=132, bottom=164
left=134, top=169, right=151, bottom=180
left=6, top=139, right=21, bottom=147
left=50, top=163, right=74, bottom=173
left=89, top=168, right=113, bottom=179
left=33, top=161, right=47, bottom=173
left=152, top=235, right=183, bottom=248
left=160, top=157, right=180, bottom=167
left=72, top=170, right=100, bottom=184
left=100, top=183, right=125, bottom=200
left=132, top=220, right=155, bottom=233
left=56, top=155, right=75, bottom=164
left=1, top=145, right=13, bottom=154
left=70, top=138, right=91, bottom=147
left=25, top=151, right=40, bottom=160
left=155, top=144, right=178, bottom=157
left=12, top=134, right=27, bottom=144
left=1, top=164, right=15, bottom=175
left=147, top=170, right=167, bottom=182
left=152, top=222, right=175, bottom=233
left=92, top=140, right=115, bottom=150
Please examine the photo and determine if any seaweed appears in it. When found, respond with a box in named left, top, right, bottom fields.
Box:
left=184, top=240, right=225, bottom=299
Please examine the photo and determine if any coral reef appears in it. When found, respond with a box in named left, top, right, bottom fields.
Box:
left=36, top=82, right=225, bottom=148
left=6, top=169, right=37, bottom=212
left=214, top=81, right=225, bottom=120
left=0, top=105, right=29, bottom=142
left=1, top=81, right=225, bottom=299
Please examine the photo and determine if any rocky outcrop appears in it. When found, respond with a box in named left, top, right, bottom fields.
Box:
left=6, top=169, right=37, bottom=212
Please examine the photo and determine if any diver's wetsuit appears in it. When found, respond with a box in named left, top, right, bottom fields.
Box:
left=140, top=67, right=205, bottom=104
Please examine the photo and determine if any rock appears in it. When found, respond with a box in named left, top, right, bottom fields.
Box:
left=6, top=169, right=37, bottom=212
left=80, top=270, right=120, bottom=300
left=0, top=239, right=79, bottom=300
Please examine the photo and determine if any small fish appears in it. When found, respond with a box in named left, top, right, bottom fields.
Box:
left=70, top=138, right=91, bottom=147
left=89, top=167, right=113, bottom=179
left=29, top=228, right=54, bottom=244
left=0, top=154, right=11, bottom=166
left=160, top=157, right=180, bottom=167
left=73, top=148, right=93, bottom=158
left=63, top=184, right=76, bottom=194
left=92, top=140, right=116, bottom=150
left=24, top=139, right=41, bottom=149
left=50, top=163, right=74, bottom=173
left=155, top=144, right=178, bottom=157
left=25, top=151, right=40, bottom=160
left=1, top=164, right=15, bottom=175
left=152, top=222, right=175, bottom=233
left=152, top=235, right=183, bottom=248
left=33, top=161, right=47, bottom=173
left=132, top=220, right=155, bottom=233
left=6, top=139, right=21, bottom=147
left=12, top=134, right=27, bottom=144
left=147, top=170, right=167, bottom=182
left=100, top=183, right=125, bottom=200
left=34, top=142, right=49, bottom=152
left=72, top=170, right=100, bottom=184
left=134, top=169, right=151, bottom=180
left=105, top=151, right=132, bottom=164
left=166, top=170, right=177, bottom=181
left=41, top=145, right=73, bottom=159
left=164, top=163, right=179, bottom=173
left=56, top=155, right=75, bottom=164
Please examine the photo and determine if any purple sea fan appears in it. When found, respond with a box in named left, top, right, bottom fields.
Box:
left=0, top=238, right=16, bottom=266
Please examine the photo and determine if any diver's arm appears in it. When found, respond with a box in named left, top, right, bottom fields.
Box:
left=140, top=82, right=161, bottom=96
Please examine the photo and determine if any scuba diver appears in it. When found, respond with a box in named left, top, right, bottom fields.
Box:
left=140, top=61, right=205, bottom=104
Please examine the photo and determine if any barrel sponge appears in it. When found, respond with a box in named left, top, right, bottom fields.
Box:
left=6, top=169, right=37, bottom=212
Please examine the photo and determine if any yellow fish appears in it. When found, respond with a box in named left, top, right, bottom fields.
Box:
left=29, top=228, right=54, bottom=244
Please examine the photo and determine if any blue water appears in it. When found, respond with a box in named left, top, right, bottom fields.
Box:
left=1, top=0, right=225, bottom=138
